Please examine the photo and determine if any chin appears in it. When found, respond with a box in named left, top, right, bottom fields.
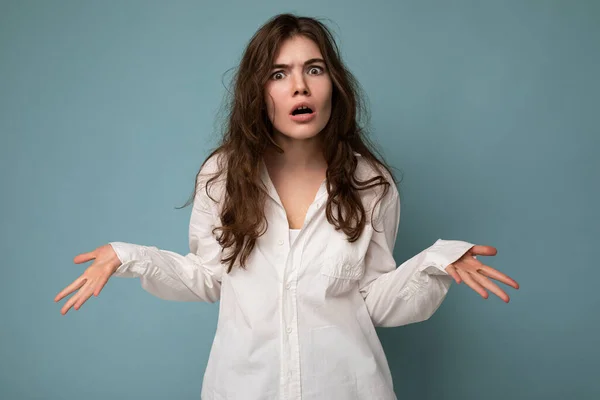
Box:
left=278, top=128, right=323, bottom=141
left=276, top=123, right=327, bottom=140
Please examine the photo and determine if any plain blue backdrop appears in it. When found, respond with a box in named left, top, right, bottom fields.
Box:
left=1, top=1, right=598, bottom=399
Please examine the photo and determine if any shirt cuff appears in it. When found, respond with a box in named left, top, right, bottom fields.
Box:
left=109, top=242, right=149, bottom=275
left=417, top=239, right=475, bottom=276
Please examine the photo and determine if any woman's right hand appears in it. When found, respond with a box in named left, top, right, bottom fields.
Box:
left=54, top=244, right=122, bottom=315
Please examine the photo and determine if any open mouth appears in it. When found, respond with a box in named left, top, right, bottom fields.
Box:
left=291, top=107, right=314, bottom=116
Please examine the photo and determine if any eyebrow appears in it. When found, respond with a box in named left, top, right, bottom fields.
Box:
left=271, top=58, right=326, bottom=70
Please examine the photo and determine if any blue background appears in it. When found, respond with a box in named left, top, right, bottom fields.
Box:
left=1, top=1, right=598, bottom=399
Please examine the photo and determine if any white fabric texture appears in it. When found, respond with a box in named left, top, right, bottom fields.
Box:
left=289, top=229, right=301, bottom=246
left=109, top=152, right=475, bottom=400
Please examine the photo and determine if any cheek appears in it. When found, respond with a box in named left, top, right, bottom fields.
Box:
left=321, top=83, right=333, bottom=115
left=317, top=78, right=333, bottom=103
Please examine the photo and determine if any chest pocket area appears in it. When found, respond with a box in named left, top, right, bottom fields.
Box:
left=319, top=224, right=373, bottom=297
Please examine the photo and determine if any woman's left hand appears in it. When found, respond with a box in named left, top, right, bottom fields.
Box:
left=444, top=245, right=519, bottom=303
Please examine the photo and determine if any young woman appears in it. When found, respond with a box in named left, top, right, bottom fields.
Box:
left=55, top=13, right=519, bottom=400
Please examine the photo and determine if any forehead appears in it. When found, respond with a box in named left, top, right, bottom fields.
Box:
left=273, top=36, right=323, bottom=64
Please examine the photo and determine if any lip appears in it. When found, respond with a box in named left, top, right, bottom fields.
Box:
left=290, top=110, right=317, bottom=122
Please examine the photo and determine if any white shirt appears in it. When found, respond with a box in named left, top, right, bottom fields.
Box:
left=289, top=228, right=300, bottom=246
left=110, top=152, right=475, bottom=400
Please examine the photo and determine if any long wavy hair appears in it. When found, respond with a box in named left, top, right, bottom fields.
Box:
left=179, top=13, right=400, bottom=273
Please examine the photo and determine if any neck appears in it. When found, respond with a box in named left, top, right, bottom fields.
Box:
left=264, top=132, right=326, bottom=170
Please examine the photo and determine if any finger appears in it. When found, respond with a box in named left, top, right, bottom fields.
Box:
left=61, top=290, right=81, bottom=315
left=477, top=265, right=520, bottom=290
left=445, top=264, right=462, bottom=284
left=457, top=269, right=489, bottom=299
left=73, top=250, right=97, bottom=264
left=455, top=257, right=520, bottom=290
left=469, top=245, right=498, bottom=257
left=73, top=283, right=96, bottom=311
left=60, top=278, right=90, bottom=315
left=470, top=271, right=510, bottom=303
left=54, top=277, right=86, bottom=303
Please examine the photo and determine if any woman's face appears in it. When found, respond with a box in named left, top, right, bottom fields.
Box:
left=264, top=35, right=333, bottom=143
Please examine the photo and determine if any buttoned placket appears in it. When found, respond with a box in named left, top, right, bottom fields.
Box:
left=260, top=159, right=327, bottom=400
left=280, top=199, right=324, bottom=400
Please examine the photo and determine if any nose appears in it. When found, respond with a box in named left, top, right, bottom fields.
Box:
left=291, top=71, right=310, bottom=95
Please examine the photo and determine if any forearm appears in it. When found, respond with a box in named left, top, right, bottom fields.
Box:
left=363, top=239, right=473, bottom=327
left=110, top=242, right=222, bottom=303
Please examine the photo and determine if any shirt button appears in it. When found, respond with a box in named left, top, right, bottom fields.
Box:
left=344, top=264, right=352, bottom=270
left=286, top=327, right=292, bottom=334
left=285, top=283, right=291, bottom=289
left=278, top=239, right=284, bottom=246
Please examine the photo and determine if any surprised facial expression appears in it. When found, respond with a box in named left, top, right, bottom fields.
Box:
left=264, top=35, right=333, bottom=142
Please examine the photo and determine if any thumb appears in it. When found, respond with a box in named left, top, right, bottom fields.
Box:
left=73, top=250, right=96, bottom=264
left=469, top=245, right=498, bottom=257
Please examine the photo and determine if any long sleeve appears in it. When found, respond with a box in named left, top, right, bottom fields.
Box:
left=109, top=159, right=224, bottom=303
left=359, top=186, right=475, bottom=327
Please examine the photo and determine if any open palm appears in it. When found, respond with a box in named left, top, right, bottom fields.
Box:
left=54, top=244, right=121, bottom=315
left=445, top=245, right=520, bottom=303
